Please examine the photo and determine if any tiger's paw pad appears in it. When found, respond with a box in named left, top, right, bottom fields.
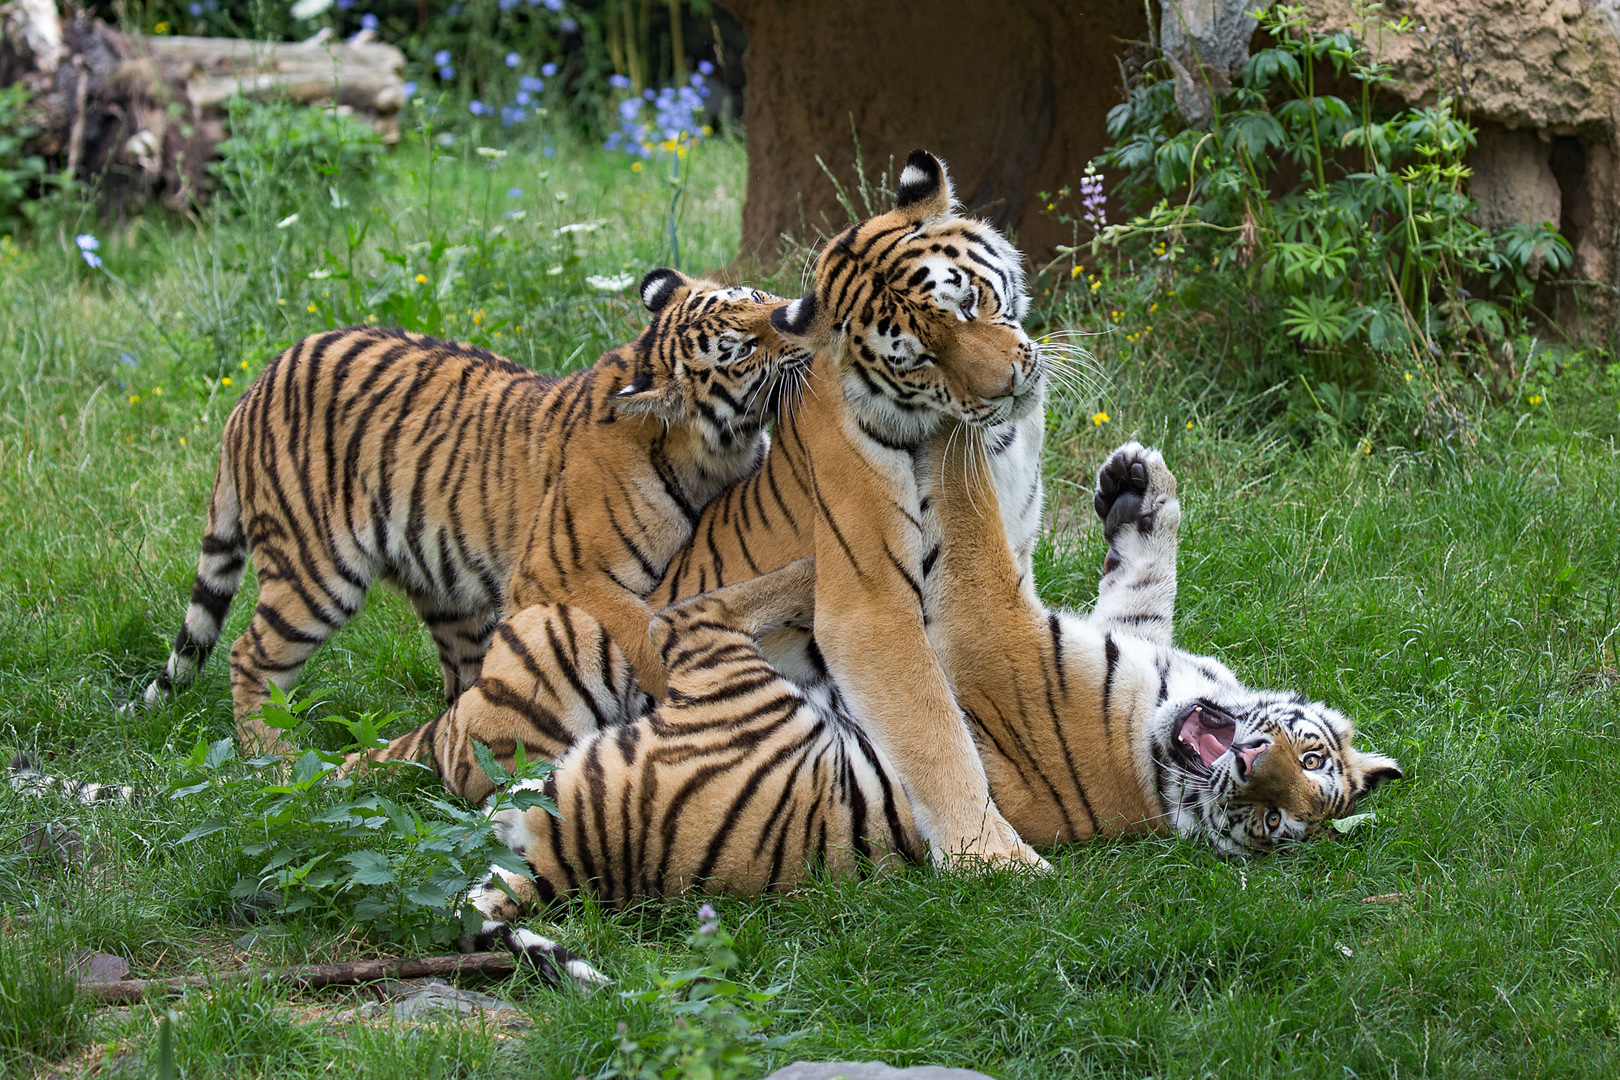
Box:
left=1093, top=442, right=1177, bottom=549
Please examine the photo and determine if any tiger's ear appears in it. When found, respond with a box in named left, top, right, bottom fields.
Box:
left=613, top=369, right=686, bottom=423
left=769, top=293, right=820, bottom=343
left=640, top=268, right=690, bottom=314
left=894, top=149, right=955, bottom=219
left=1349, top=749, right=1404, bottom=799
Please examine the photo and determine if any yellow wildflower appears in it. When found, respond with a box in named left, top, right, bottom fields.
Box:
left=1403, top=372, right=1413, bottom=381
left=1091, top=412, right=1110, bottom=426
left=631, top=161, right=643, bottom=173
left=416, top=274, right=428, bottom=284
left=1071, top=265, right=1082, bottom=279
left=221, top=377, right=232, bottom=387
left=1529, top=394, right=1542, bottom=405
left=128, top=394, right=140, bottom=404
left=152, top=386, right=162, bottom=397
left=277, top=298, right=286, bottom=306
left=179, top=437, right=186, bottom=446
left=307, top=302, right=317, bottom=313
left=240, top=360, right=250, bottom=370
left=1186, top=420, right=1194, bottom=430
left=154, top=21, right=169, bottom=33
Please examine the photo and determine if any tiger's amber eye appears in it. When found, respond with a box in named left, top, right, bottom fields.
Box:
left=1301, top=752, right=1323, bottom=770
left=1265, top=810, right=1282, bottom=830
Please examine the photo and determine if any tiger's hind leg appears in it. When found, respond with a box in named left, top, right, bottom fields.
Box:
left=412, top=601, right=501, bottom=704
left=341, top=603, right=644, bottom=803
left=1089, top=442, right=1180, bottom=646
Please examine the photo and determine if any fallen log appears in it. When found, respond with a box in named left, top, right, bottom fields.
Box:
left=82, top=951, right=519, bottom=1006
left=0, top=5, right=406, bottom=213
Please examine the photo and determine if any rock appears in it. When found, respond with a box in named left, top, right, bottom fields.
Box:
left=385, top=978, right=524, bottom=1022
left=1471, top=127, right=1562, bottom=232
left=70, top=950, right=130, bottom=984
left=766, top=1064, right=997, bottom=1080
left=1161, top=0, right=1263, bottom=126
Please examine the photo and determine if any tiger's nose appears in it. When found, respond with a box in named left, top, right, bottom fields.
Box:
left=1233, top=738, right=1271, bottom=780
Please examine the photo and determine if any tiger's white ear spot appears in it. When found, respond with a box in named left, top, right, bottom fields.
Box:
left=639, top=268, right=685, bottom=313
left=771, top=294, right=817, bottom=336
left=894, top=149, right=954, bottom=215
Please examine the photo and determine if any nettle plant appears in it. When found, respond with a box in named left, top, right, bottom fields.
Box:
left=1073, top=3, right=1570, bottom=395
left=173, top=686, right=556, bottom=950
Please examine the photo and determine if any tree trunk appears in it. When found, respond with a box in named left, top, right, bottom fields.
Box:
left=721, top=0, right=1149, bottom=267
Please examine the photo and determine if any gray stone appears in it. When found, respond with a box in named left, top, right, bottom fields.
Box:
left=386, top=978, right=522, bottom=1021
left=766, top=1063, right=997, bottom=1080
left=70, top=950, right=129, bottom=984
left=1160, top=0, right=1263, bottom=126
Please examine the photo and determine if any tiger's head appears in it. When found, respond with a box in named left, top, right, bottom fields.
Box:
left=1152, top=664, right=1403, bottom=856
left=613, top=268, right=810, bottom=456
left=770, top=150, right=1043, bottom=446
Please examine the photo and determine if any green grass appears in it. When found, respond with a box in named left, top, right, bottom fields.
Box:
left=3, top=128, right=1620, bottom=1079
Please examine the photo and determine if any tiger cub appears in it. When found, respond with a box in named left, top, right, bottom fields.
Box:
left=358, top=150, right=1050, bottom=868
left=144, top=271, right=804, bottom=752
left=457, top=439, right=1402, bottom=960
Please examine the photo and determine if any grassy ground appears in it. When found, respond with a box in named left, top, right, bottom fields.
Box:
left=3, top=130, right=1619, bottom=1079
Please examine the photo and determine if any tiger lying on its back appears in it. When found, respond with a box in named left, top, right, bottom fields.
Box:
left=452, top=437, right=1402, bottom=981
left=144, top=270, right=804, bottom=751
left=366, top=151, right=1049, bottom=867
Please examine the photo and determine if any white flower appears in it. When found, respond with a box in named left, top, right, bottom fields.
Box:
left=586, top=273, right=636, bottom=292
left=75, top=234, right=99, bottom=251
left=554, top=221, right=605, bottom=236
left=276, top=214, right=299, bottom=229
left=290, top=0, right=333, bottom=19
left=475, top=147, right=508, bottom=159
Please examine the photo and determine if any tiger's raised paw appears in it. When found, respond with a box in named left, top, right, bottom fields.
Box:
left=1094, top=442, right=1178, bottom=571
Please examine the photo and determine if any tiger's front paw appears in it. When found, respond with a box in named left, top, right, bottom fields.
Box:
left=1093, top=442, right=1178, bottom=570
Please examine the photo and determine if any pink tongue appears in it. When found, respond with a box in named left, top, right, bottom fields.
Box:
left=1194, top=731, right=1228, bottom=766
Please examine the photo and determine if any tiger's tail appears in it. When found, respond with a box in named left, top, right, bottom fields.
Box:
left=143, top=451, right=246, bottom=706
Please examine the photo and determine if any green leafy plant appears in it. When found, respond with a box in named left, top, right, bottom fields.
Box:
left=173, top=685, right=557, bottom=950
left=603, top=905, right=800, bottom=1080
left=0, top=84, right=52, bottom=233
left=210, top=97, right=386, bottom=222
left=1048, top=1, right=1578, bottom=436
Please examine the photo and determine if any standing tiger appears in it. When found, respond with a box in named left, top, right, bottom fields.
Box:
left=358, top=151, right=1050, bottom=868
left=143, top=270, right=806, bottom=751
left=455, top=436, right=1403, bottom=984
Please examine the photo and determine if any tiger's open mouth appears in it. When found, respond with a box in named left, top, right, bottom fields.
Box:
left=1174, top=704, right=1236, bottom=776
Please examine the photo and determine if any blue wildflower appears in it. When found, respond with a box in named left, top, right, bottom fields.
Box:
left=469, top=99, right=488, bottom=116
left=540, top=62, right=558, bottom=77
left=438, top=65, right=455, bottom=80
left=559, top=16, right=578, bottom=32
left=119, top=352, right=137, bottom=368
left=188, top=3, right=202, bottom=16
left=542, top=145, right=555, bottom=157
left=360, top=12, right=377, bottom=29
left=499, top=0, right=517, bottom=8
left=698, top=59, right=714, bottom=76
left=544, top=0, right=564, bottom=10
left=608, top=73, right=630, bottom=89
left=520, top=75, right=544, bottom=92
left=505, top=51, right=520, bottom=68
left=76, top=234, right=102, bottom=269
left=433, top=49, right=451, bottom=66
left=500, top=105, right=524, bottom=126
left=401, top=80, right=417, bottom=97
left=515, top=91, right=531, bottom=106
left=338, top=0, right=355, bottom=7
left=618, top=98, right=641, bottom=120
left=507, top=187, right=522, bottom=198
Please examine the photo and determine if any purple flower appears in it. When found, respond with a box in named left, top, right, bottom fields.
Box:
left=338, top=0, right=355, bottom=7
left=360, top=12, right=378, bottom=29
left=499, top=0, right=517, bottom=8
left=618, top=98, right=641, bottom=120
left=501, top=105, right=524, bottom=126
left=119, top=352, right=137, bottom=368
left=1080, top=169, right=1107, bottom=229
left=75, top=235, right=101, bottom=269
left=540, top=62, right=558, bottom=77
left=401, top=80, right=417, bottom=97
left=520, top=75, right=544, bottom=92
left=544, top=0, right=564, bottom=10
left=559, top=16, right=578, bottom=32
left=696, top=903, right=717, bottom=921
left=507, top=187, right=522, bottom=198
left=515, top=91, right=531, bottom=106
left=438, top=65, right=455, bottom=80
left=188, top=3, right=203, bottom=16
left=542, top=144, right=555, bottom=157
left=469, top=99, right=488, bottom=116
left=642, top=87, right=655, bottom=100
left=433, top=49, right=451, bottom=66
left=609, top=73, right=631, bottom=89
left=505, top=51, right=520, bottom=68
left=81, top=250, right=103, bottom=269
left=698, top=59, right=714, bottom=76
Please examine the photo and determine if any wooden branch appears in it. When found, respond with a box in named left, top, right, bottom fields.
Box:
left=83, top=952, right=519, bottom=1006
